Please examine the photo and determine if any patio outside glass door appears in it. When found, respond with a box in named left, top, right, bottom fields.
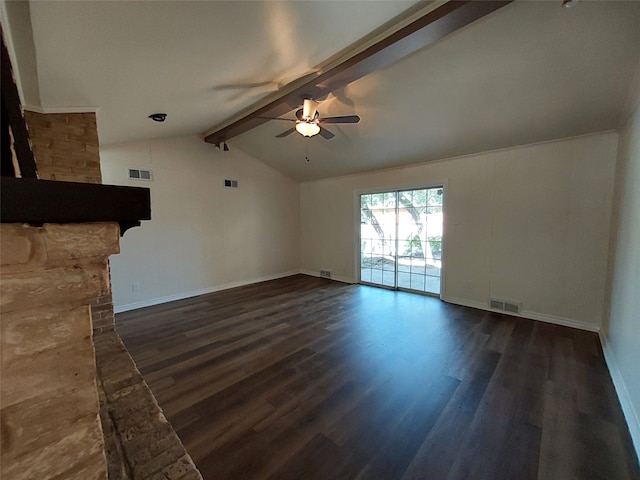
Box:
left=360, top=187, right=443, bottom=295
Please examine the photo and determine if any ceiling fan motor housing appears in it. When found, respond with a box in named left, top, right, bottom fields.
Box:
left=275, top=97, right=360, bottom=139
left=295, top=108, right=319, bottom=122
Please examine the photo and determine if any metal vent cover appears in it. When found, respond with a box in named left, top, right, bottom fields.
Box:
left=504, top=302, right=521, bottom=314
left=128, top=168, right=153, bottom=181
left=490, top=299, right=505, bottom=310
left=490, top=298, right=522, bottom=314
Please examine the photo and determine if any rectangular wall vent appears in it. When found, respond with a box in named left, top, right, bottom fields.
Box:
left=128, top=168, right=153, bottom=181
left=504, top=302, right=521, bottom=314
left=490, top=299, right=505, bottom=310
left=490, top=298, right=522, bottom=314
left=224, top=179, right=239, bottom=188
left=320, top=270, right=332, bottom=279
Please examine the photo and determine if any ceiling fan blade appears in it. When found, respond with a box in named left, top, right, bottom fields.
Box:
left=275, top=127, right=296, bottom=138
left=319, top=115, right=360, bottom=124
left=258, top=116, right=295, bottom=122
left=302, top=99, right=318, bottom=120
left=318, top=127, right=335, bottom=140
left=214, top=81, right=278, bottom=90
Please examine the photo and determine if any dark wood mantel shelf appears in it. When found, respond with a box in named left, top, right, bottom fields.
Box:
left=1, top=177, right=151, bottom=236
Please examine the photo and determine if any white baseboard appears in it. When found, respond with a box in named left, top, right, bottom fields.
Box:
left=599, top=332, right=640, bottom=461
left=114, top=270, right=301, bottom=313
left=441, top=296, right=486, bottom=311
left=299, top=269, right=354, bottom=285
left=442, top=296, right=600, bottom=332
left=520, top=310, right=600, bottom=332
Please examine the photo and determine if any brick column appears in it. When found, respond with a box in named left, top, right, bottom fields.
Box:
left=24, top=111, right=102, bottom=184
left=0, top=222, right=120, bottom=480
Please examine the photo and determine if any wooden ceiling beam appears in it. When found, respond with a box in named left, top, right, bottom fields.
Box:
left=204, top=0, right=513, bottom=146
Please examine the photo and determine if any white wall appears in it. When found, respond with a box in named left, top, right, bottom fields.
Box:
left=101, top=135, right=300, bottom=311
left=300, top=132, right=618, bottom=331
left=601, top=89, right=640, bottom=457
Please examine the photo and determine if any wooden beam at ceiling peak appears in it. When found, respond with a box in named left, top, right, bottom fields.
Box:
left=204, top=0, right=513, bottom=146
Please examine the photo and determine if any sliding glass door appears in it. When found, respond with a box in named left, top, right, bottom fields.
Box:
left=360, top=187, right=443, bottom=295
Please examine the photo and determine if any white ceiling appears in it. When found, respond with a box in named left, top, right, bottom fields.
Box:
left=25, top=0, right=417, bottom=143
left=16, top=0, right=640, bottom=181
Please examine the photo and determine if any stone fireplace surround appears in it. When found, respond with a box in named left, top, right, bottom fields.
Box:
left=1, top=219, right=203, bottom=480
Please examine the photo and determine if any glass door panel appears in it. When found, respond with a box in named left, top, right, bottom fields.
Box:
left=360, top=192, right=397, bottom=288
left=423, top=188, right=443, bottom=295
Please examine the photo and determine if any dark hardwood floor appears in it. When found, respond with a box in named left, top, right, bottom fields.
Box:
left=116, top=274, right=640, bottom=480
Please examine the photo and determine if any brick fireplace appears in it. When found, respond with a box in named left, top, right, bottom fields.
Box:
left=1, top=106, right=201, bottom=478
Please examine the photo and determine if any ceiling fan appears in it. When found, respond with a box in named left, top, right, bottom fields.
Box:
left=267, top=98, right=360, bottom=140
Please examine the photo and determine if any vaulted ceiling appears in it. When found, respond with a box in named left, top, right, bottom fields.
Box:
left=6, top=0, right=640, bottom=181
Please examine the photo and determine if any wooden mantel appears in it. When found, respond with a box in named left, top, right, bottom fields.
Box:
left=0, top=177, right=151, bottom=235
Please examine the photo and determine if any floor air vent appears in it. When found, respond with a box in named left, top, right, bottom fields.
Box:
left=490, top=299, right=505, bottom=310
left=490, top=298, right=522, bottom=314
left=504, top=302, right=521, bottom=314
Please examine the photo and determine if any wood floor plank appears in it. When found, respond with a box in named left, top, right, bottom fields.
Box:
left=116, top=274, right=640, bottom=480
left=351, top=374, right=461, bottom=479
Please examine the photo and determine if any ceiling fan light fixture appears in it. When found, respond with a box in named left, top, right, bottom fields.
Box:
left=295, top=121, right=320, bottom=137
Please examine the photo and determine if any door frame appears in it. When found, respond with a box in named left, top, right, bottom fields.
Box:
left=353, top=179, right=449, bottom=299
